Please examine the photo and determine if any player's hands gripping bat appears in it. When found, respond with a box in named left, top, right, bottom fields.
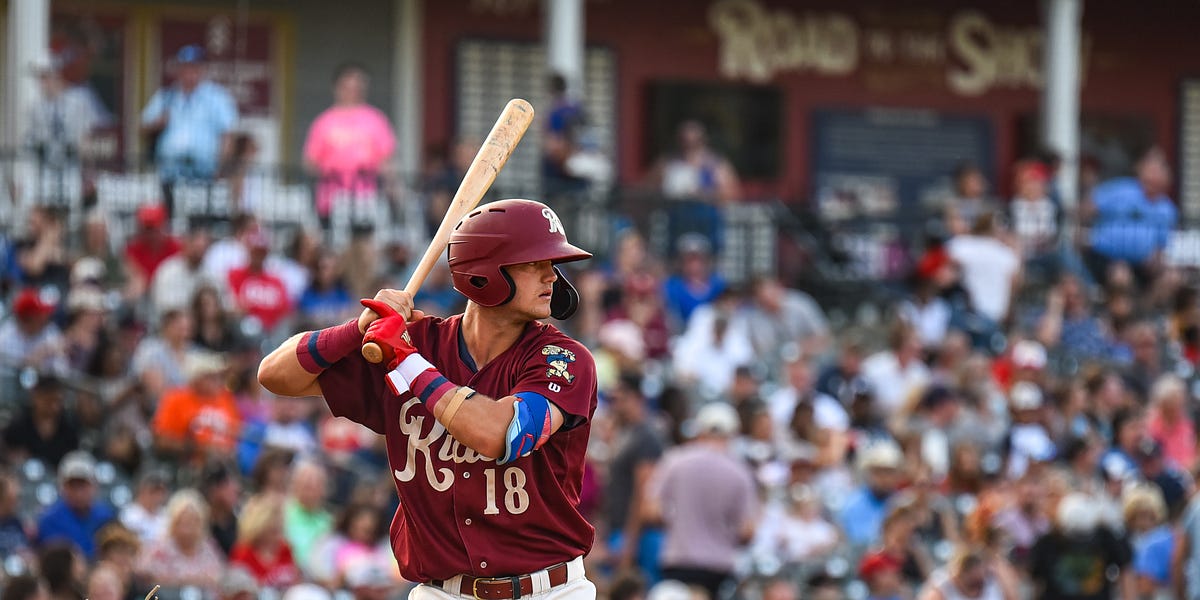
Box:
left=360, top=299, right=418, bottom=370
left=361, top=98, right=536, bottom=363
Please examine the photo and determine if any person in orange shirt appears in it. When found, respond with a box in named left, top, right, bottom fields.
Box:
left=153, top=350, right=241, bottom=463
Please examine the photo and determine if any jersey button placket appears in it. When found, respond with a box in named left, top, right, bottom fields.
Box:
left=465, top=518, right=472, bottom=525
left=480, top=561, right=487, bottom=569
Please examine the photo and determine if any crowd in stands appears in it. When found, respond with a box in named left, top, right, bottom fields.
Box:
left=5, top=41, right=1200, bottom=600
left=0, top=137, right=1195, bottom=600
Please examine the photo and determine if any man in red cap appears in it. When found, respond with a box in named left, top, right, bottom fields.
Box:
left=1010, top=159, right=1060, bottom=278
left=0, top=288, right=68, bottom=373
left=124, top=204, right=181, bottom=295
left=858, top=551, right=904, bottom=600
left=227, top=230, right=292, bottom=335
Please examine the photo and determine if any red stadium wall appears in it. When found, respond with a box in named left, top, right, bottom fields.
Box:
left=421, top=0, right=1200, bottom=202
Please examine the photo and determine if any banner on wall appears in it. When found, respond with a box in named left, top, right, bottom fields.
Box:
left=708, top=0, right=1091, bottom=97
left=157, top=15, right=281, bottom=164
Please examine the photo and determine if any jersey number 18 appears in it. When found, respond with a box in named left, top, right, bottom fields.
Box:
left=483, top=466, right=530, bottom=515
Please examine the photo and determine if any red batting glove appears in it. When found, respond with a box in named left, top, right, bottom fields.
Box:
left=360, top=298, right=401, bottom=320
left=361, top=300, right=418, bottom=370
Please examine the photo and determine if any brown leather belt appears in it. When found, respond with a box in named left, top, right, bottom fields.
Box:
left=433, top=561, right=570, bottom=600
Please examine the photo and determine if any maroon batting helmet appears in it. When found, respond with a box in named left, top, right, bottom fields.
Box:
left=447, top=199, right=592, bottom=319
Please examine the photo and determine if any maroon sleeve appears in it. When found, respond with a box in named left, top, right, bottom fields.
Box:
left=511, top=336, right=596, bottom=423
left=317, top=351, right=388, bottom=434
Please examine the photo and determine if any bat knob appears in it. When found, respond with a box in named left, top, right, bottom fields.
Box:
left=362, top=342, right=387, bottom=364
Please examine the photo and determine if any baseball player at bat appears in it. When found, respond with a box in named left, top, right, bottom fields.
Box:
left=259, top=199, right=597, bottom=600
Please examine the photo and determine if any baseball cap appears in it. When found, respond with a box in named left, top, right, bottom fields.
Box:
left=135, top=467, right=171, bottom=490
left=676, top=233, right=712, bottom=256
left=857, top=440, right=903, bottom=471
left=29, top=52, right=61, bottom=74
left=70, top=257, right=107, bottom=285
left=345, top=562, right=393, bottom=589
left=31, top=372, right=63, bottom=394
left=176, top=45, right=206, bottom=65
left=647, top=581, right=693, bottom=600
left=782, top=442, right=818, bottom=466
left=1009, top=381, right=1044, bottom=411
left=1015, top=160, right=1050, bottom=184
left=1011, top=340, right=1047, bottom=370
left=220, top=567, right=260, bottom=598
left=846, top=376, right=874, bottom=401
left=66, top=285, right=108, bottom=313
left=693, top=403, right=739, bottom=437
left=58, top=451, right=97, bottom=484
left=137, top=204, right=167, bottom=228
left=1135, top=438, right=1164, bottom=462
left=184, top=351, right=226, bottom=380
left=202, top=461, right=235, bottom=490
left=281, top=584, right=332, bottom=600
left=858, top=551, right=901, bottom=580
left=13, top=288, right=56, bottom=318
left=919, top=386, right=958, bottom=411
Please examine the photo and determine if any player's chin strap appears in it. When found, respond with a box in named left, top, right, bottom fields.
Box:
left=500, top=392, right=554, bottom=464
left=549, top=267, right=580, bottom=320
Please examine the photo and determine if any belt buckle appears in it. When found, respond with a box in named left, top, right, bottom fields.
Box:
left=472, top=577, right=495, bottom=600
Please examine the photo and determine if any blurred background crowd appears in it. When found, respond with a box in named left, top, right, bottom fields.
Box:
left=3, top=1, right=1200, bottom=600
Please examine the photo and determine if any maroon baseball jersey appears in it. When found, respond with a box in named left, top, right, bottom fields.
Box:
left=317, top=314, right=597, bottom=581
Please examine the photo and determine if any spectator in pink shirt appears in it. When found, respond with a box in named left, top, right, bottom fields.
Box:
left=1145, top=374, right=1197, bottom=471
left=303, top=63, right=396, bottom=220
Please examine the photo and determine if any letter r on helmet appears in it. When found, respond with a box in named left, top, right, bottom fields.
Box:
left=542, top=207, right=565, bottom=236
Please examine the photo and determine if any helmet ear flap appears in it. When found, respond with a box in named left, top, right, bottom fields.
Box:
left=550, top=266, right=580, bottom=320
left=499, top=268, right=517, bottom=306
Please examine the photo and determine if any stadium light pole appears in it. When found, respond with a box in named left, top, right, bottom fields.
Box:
left=5, top=0, right=49, bottom=150
left=1041, top=0, right=1083, bottom=217
left=544, top=0, right=585, bottom=96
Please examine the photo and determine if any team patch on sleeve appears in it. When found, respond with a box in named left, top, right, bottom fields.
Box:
left=541, top=345, right=577, bottom=383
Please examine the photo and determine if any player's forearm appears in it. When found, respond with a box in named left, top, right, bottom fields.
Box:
left=430, top=389, right=515, bottom=460
left=260, top=319, right=362, bottom=397
left=259, top=333, right=322, bottom=396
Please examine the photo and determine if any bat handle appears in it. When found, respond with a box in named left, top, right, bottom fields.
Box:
left=361, top=342, right=385, bottom=364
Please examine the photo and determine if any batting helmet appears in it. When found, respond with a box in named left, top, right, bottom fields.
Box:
left=447, top=199, right=592, bottom=319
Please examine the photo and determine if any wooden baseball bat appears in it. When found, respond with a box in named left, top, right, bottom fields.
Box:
left=362, top=98, right=536, bottom=363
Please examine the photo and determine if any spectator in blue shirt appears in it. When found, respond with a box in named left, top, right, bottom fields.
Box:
left=297, top=253, right=353, bottom=328
left=1122, top=484, right=1174, bottom=596
left=0, top=473, right=30, bottom=561
left=1084, top=147, right=1176, bottom=286
left=663, top=233, right=726, bottom=328
left=840, top=440, right=905, bottom=547
left=35, top=450, right=115, bottom=559
left=1101, top=408, right=1145, bottom=483
left=542, top=73, right=589, bottom=196
left=141, top=45, right=238, bottom=214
